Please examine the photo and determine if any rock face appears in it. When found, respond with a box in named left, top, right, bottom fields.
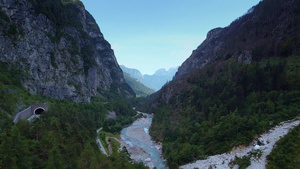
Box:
left=0, top=0, right=134, bottom=102
left=175, top=27, right=223, bottom=79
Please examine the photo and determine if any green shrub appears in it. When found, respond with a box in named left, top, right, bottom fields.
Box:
left=232, top=156, right=251, bottom=169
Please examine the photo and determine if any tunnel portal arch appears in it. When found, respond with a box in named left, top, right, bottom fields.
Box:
left=34, top=107, right=45, bottom=115
left=13, top=103, right=48, bottom=124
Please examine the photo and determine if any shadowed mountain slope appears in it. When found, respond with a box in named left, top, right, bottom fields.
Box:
left=147, top=0, right=300, bottom=168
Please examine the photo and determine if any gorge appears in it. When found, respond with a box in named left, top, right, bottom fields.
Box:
left=1, top=0, right=300, bottom=169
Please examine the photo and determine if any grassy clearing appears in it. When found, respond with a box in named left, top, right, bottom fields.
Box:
left=99, top=130, right=121, bottom=139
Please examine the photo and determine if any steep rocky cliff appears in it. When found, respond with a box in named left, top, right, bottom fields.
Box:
left=0, top=0, right=134, bottom=102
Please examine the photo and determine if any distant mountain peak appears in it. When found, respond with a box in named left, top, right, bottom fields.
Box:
left=121, top=65, right=178, bottom=91
left=154, top=68, right=167, bottom=76
left=154, top=67, right=179, bottom=76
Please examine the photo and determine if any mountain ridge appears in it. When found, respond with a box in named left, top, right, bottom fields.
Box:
left=158, top=0, right=300, bottom=105
left=175, top=0, right=300, bottom=80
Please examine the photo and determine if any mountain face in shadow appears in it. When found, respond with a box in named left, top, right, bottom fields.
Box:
left=146, top=0, right=300, bottom=168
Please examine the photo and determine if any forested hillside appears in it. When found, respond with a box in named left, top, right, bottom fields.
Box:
left=147, top=0, right=300, bottom=168
left=151, top=56, right=300, bottom=168
left=0, top=56, right=146, bottom=169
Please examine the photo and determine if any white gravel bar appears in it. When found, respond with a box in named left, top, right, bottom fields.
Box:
left=180, top=118, right=300, bottom=169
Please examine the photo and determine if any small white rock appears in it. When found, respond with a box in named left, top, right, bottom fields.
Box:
left=145, top=158, right=151, bottom=162
left=254, top=145, right=260, bottom=150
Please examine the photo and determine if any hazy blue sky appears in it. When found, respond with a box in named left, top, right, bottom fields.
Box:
left=81, top=0, right=261, bottom=75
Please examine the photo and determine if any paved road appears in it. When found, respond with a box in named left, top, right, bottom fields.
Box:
left=96, top=128, right=108, bottom=156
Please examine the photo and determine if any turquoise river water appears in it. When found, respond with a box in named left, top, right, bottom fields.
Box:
left=120, top=113, right=167, bottom=169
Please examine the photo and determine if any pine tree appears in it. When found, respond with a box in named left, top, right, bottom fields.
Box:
left=45, top=147, right=65, bottom=169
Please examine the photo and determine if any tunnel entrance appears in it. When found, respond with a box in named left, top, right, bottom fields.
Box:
left=34, top=108, right=45, bottom=115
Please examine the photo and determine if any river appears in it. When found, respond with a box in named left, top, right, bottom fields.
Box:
left=120, top=112, right=167, bottom=169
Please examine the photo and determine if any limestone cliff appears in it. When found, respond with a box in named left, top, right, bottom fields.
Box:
left=0, top=0, right=134, bottom=102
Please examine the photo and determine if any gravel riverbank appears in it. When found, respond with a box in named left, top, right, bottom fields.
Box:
left=180, top=118, right=300, bottom=169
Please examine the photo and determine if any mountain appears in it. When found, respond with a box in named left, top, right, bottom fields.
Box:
left=143, top=67, right=178, bottom=91
left=175, top=0, right=300, bottom=80
left=123, top=72, right=155, bottom=97
left=121, top=65, right=178, bottom=91
left=120, top=65, right=144, bottom=82
left=147, top=0, right=300, bottom=168
left=0, top=0, right=134, bottom=102
left=154, top=67, right=178, bottom=76
left=0, top=1, right=149, bottom=169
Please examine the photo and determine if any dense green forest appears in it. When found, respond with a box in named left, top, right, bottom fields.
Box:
left=266, top=123, right=300, bottom=169
left=150, top=55, right=300, bottom=168
left=0, top=61, right=148, bottom=168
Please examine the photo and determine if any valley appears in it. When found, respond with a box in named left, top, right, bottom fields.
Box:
left=1, top=0, right=300, bottom=169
